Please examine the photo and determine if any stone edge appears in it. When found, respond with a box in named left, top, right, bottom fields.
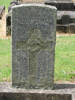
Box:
left=11, top=3, right=57, bottom=10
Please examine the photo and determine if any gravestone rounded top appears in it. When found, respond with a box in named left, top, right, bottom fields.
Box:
left=12, top=3, right=57, bottom=10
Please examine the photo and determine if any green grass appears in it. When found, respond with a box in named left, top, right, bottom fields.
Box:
left=0, top=39, right=11, bottom=81
left=55, top=35, right=75, bottom=81
left=0, top=35, right=75, bottom=82
left=0, top=0, right=11, bottom=8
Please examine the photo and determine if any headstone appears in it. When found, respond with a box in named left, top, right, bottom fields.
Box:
left=12, top=4, right=56, bottom=89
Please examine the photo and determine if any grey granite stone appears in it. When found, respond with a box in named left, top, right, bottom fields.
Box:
left=0, top=83, right=75, bottom=100
left=12, top=4, right=57, bottom=89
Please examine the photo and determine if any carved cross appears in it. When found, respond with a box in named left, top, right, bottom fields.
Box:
left=16, top=29, right=52, bottom=87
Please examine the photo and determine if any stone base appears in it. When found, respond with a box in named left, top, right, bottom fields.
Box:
left=0, top=82, right=75, bottom=100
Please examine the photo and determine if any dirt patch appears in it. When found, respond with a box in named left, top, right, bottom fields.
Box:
left=56, top=32, right=75, bottom=37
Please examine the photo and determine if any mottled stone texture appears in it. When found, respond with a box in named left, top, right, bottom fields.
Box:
left=0, top=93, right=72, bottom=100
left=0, top=82, right=75, bottom=100
left=12, top=4, right=56, bottom=89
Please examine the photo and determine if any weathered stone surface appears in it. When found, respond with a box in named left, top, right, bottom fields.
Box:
left=0, top=92, right=72, bottom=100
left=0, top=83, right=75, bottom=100
left=12, top=4, right=56, bottom=89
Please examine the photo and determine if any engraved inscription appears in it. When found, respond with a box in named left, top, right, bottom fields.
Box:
left=16, top=29, right=53, bottom=87
left=12, top=5, right=56, bottom=89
